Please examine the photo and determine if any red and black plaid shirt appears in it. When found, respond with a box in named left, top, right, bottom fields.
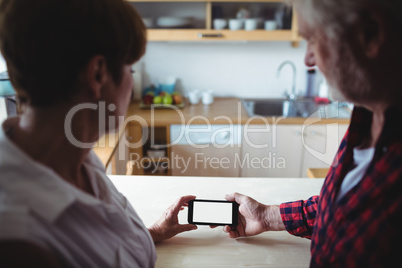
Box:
left=280, top=106, right=402, bottom=267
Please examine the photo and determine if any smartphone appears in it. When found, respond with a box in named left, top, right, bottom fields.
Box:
left=188, top=199, right=239, bottom=226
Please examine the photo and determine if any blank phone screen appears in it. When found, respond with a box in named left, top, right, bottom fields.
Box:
left=192, top=201, right=233, bottom=224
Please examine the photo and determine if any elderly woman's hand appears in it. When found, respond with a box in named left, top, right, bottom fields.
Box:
left=148, top=195, right=198, bottom=243
left=223, top=193, right=285, bottom=238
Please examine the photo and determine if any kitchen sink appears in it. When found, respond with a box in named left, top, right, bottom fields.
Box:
left=252, top=101, right=284, bottom=116
left=242, top=99, right=351, bottom=118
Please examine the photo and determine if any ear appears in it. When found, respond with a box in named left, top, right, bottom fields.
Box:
left=83, top=55, right=108, bottom=100
left=304, top=43, right=316, bottom=67
left=356, top=8, right=386, bottom=59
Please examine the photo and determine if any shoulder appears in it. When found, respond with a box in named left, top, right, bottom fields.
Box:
left=85, top=150, right=131, bottom=209
left=0, top=240, right=61, bottom=267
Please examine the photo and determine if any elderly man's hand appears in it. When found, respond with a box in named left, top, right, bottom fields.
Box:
left=223, top=193, right=285, bottom=238
left=148, top=195, right=198, bottom=243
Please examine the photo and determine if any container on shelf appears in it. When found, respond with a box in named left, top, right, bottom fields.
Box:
left=146, top=144, right=166, bottom=158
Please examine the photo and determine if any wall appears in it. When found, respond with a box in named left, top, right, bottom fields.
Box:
left=136, top=40, right=309, bottom=99
left=0, top=54, right=6, bottom=73
left=1, top=41, right=310, bottom=100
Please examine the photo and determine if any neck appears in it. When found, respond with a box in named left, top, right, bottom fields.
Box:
left=5, top=104, right=100, bottom=185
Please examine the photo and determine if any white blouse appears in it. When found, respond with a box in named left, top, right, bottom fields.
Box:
left=0, top=119, right=156, bottom=267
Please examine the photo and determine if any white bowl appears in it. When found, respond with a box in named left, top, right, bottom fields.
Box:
left=202, top=90, right=214, bottom=105
left=156, top=17, right=192, bottom=28
left=213, top=19, right=227, bottom=30
left=264, top=20, right=277, bottom=31
left=244, top=19, right=258, bottom=31
left=188, top=90, right=200, bottom=105
left=229, top=19, right=243, bottom=30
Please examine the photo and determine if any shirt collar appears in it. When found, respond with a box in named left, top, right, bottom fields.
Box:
left=347, top=104, right=402, bottom=149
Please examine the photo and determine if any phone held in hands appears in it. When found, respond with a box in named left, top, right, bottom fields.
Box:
left=188, top=199, right=239, bottom=226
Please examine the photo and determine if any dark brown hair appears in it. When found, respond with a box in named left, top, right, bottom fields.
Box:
left=0, top=0, right=146, bottom=106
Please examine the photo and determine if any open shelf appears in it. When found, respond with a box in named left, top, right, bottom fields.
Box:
left=128, top=0, right=301, bottom=46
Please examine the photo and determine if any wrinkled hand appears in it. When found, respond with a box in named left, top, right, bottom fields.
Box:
left=149, top=195, right=198, bottom=243
left=223, top=192, right=284, bottom=238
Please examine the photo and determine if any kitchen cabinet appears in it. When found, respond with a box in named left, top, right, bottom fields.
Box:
left=126, top=125, right=171, bottom=176
left=124, top=122, right=347, bottom=177
left=126, top=123, right=244, bottom=177
left=121, top=99, right=350, bottom=177
left=128, top=0, right=301, bottom=46
left=300, top=123, right=348, bottom=177
left=170, top=124, right=243, bottom=176
left=241, top=123, right=349, bottom=178
left=241, top=124, right=304, bottom=177
left=123, top=98, right=249, bottom=176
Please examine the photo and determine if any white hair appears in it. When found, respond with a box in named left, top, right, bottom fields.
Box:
left=289, top=0, right=402, bottom=39
left=288, top=0, right=402, bottom=104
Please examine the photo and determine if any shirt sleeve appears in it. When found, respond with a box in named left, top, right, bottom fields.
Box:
left=279, top=195, right=319, bottom=239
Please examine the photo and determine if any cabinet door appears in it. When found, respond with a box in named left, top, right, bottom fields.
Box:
left=300, top=124, right=349, bottom=177
left=241, top=125, right=304, bottom=178
left=170, top=124, right=242, bottom=177
left=171, top=145, right=241, bottom=177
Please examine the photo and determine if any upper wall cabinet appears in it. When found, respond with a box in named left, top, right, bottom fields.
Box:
left=128, top=0, right=301, bottom=47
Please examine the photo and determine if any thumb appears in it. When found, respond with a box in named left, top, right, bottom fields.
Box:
left=225, top=193, right=236, bottom=201
left=226, top=192, right=245, bottom=204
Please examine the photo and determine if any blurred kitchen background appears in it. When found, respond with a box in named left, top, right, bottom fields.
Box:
left=0, top=1, right=352, bottom=180
left=136, top=41, right=308, bottom=99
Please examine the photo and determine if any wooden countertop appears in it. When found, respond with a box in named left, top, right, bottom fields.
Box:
left=126, top=98, right=351, bottom=127
left=110, top=175, right=325, bottom=268
left=307, top=168, right=330, bottom=179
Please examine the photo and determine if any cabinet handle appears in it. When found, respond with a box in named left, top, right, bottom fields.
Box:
left=198, top=33, right=223, bottom=38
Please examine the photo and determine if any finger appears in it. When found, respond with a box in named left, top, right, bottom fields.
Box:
left=171, top=195, right=196, bottom=215
left=209, top=225, right=219, bottom=229
left=229, top=230, right=240, bottom=239
left=177, top=224, right=198, bottom=233
left=223, top=225, right=231, bottom=233
left=224, top=225, right=240, bottom=238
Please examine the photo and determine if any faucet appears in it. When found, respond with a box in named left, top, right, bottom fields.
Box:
left=277, top=60, right=298, bottom=101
